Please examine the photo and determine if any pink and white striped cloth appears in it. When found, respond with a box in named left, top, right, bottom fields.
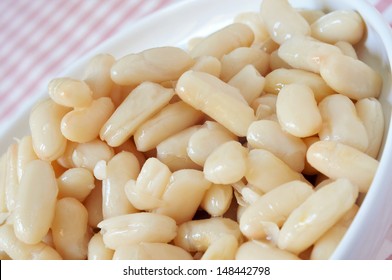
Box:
left=0, top=0, right=392, bottom=260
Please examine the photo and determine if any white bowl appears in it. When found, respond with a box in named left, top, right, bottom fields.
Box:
left=1, top=0, right=391, bottom=259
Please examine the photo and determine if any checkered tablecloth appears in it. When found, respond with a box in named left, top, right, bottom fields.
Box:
left=0, top=0, right=391, bottom=260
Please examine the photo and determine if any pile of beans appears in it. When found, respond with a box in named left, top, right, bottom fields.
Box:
left=0, top=0, right=384, bottom=260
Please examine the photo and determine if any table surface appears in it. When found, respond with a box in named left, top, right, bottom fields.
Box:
left=0, top=0, right=391, bottom=260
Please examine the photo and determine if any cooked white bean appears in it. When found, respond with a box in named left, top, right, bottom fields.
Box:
left=100, top=82, right=174, bottom=147
left=240, top=180, right=313, bottom=240
left=174, top=217, right=242, bottom=252
left=278, top=179, right=358, bottom=254
left=236, top=240, right=299, bottom=260
left=87, top=233, right=114, bottom=260
left=310, top=205, right=358, bottom=260
left=51, top=197, right=90, bottom=260
left=246, top=149, right=304, bottom=193
left=83, top=181, right=103, bottom=229
left=200, top=184, right=233, bottom=217
left=102, top=152, right=140, bottom=219
left=111, top=47, right=194, bottom=86
left=228, top=64, right=265, bottom=104
left=234, top=12, right=269, bottom=44
left=320, top=53, right=382, bottom=100
left=83, top=53, right=115, bottom=99
left=264, top=68, right=334, bottom=102
left=14, top=160, right=58, bottom=244
left=30, top=99, right=71, bottom=161
left=311, top=10, right=364, bottom=45
left=153, top=169, right=211, bottom=224
left=220, top=47, right=270, bottom=81
left=247, top=120, right=307, bottom=172
left=156, top=125, right=202, bottom=171
left=61, top=97, right=115, bottom=143
left=176, top=70, right=256, bottom=136
left=201, top=234, right=238, bottom=260
left=260, top=0, right=310, bottom=44
left=318, top=94, right=369, bottom=152
left=72, top=139, right=114, bottom=171
left=48, top=78, right=93, bottom=108
left=278, top=36, right=342, bottom=73
left=113, top=242, right=193, bottom=260
left=187, top=121, right=237, bottom=166
left=334, top=41, right=358, bottom=59
left=251, top=93, right=277, bottom=112
left=190, top=55, right=221, bottom=77
left=134, top=101, right=204, bottom=152
left=306, top=140, right=379, bottom=193
left=355, top=98, right=385, bottom=158
left=190, top=23, right=254, bottom=59
left=57, top=167, right=95, bottom=201
left=124, top=157, right=171, bottom=210
left=98, top=212, right=177, bottom=250
left=204, top=141, right=248, bottom=184
left=0, top=224, right=62, bottom=260
left=4, top=144, right=18, bottom=211
left=16, top=135, right=37, bottom=183
left=276, top=84, right=322, bottom=137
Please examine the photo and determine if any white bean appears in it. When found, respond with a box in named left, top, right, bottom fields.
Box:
left=156, top=125, right=202, bottom=171
left=190, top=23, right=254, bottom=59
left=320, top=53, right=382, bottom=100
left=310, top=10, right=364, bottom=45
left=98, top=212, right=177, bottom=250
left=83, top=181, right=103, bottom=229
left=260, top=0, right=310, bottom=44
left=111, top=46, right=194, bottom=86
left=72, top=139, right=114, bottom=171
left=102, top=152, right=140, bottom=219
left=201, top=234, right=238, bottom=260
left=247, top=120, right=307, bottom=172
left=14, top=160, right=58, bottom=244
left=124, top=157, right=171, bottom=210
left=278, top=36, right=342, bottom=73
left=204, top=140, right=248, bottom=184
left=220, top=47, right=270, bottom=81
left=355, top=98, right=385, bottom=158
left=4, top=144, right=18, bottom=211
left=239, top=180, right=314, bottom=240
left=276, top=84, right=322, bottom=137
left=83, top=53, right=115, bottom=99
left=190, top=55, right=222, bottom=77
left=234, top=12, right=270, bottom=45
left=51, top=197, right=90, bottom=260
left=236, top=240, right=299, bottom=260
left=16, top=135, right=38, bottom=183
left=57, top=167, right=95, bottom=202
left=134, top=101, right=204, bottom=152
left=100, top=82, right=174, bottom=147
left=174, top=217, right=242, bottom=252
left=0, top=224, right=62, bottom=260
left=318, top=94, right=369, bottom=152
left=153, top=169, right=211, bottom=224
left=48, top=78, right=93, bottom=108
left=187, top=121, right=237, bottom=166
left=113, top=242, right=192, bottom=260
left=264, top=68, right=334, bottom=102
left=29, top=99, right=71, bottom=161
left=228, top=64, right=265, bottom=105
left=278, top=179, right=358, bottom=254
left=200, top=184, right=233, bottom=217
left=306, top=140, right=379, bottom=193
left=87, top=233, right=114, bottom=260
left=61, top=97, right=115, bottom=143
left=176, top=70, right=256, bottom=136
left=246, top=149, right=304, bottom=193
